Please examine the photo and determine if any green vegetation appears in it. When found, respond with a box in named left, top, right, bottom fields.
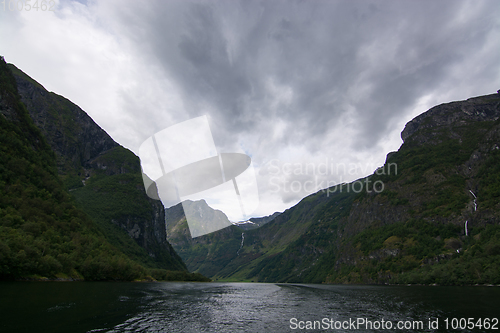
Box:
left=351, top=220, right=459, bottom=256
left=325, top=220, right=462, bottom=283
left=394, top=224, right=500, bottom=285
left=167, top=212, right=245, bottom=278
left=243, top=190, right=355, bottom=283
left=477, top=149, right=500, bottom=209
left=322, top=117, right=500, bottom=285
left=0, top=58, right=203, bottom=282
left=369, top=123, right=496, bottom=218
left=71, top=166, right=186, bottom=271
left=0, top=59, right=139, bottom=280
left=167, top=92, right=500, bottom=286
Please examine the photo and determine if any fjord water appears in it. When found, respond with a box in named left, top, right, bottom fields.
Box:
left=1, top=282, right=498, bottom=332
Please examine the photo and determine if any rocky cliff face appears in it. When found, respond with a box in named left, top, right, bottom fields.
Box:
left=8, top=64, right=185, bottom=271
left=10, top=65, right=118, bottom=174
left=401, top=93, right=500, bottom=144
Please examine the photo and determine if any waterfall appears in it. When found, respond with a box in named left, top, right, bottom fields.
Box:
left=469, top=190, right=477, bottom=211
left=465, top=190, right=477, bottom=237
left=237, top=232, right=244, bottom=256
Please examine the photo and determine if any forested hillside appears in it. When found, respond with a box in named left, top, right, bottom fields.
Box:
left=0, top=58, right=207, bottom=281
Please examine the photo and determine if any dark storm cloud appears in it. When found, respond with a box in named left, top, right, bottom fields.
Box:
left=96, top=0, right=500, bottom=212
left=112, top=0, right=498, bottom=154
left=3, top=0, right=497, bottom=215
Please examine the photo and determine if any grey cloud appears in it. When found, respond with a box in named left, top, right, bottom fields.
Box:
left=104, top=0, right=500, bottom=210
left=110, top=0, right=499, bottom=135
left=5, top=0, right=498, bottom=216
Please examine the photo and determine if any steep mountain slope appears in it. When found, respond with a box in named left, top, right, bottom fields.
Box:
left=0, top=57, right=146, bottom=280
left=167, top=91, right=500, bottom=285
left=166, top=200, right=245, bottom=277
left=8, top=63, right=186, bottom=272
left=166, top=184, right=357, bottom=282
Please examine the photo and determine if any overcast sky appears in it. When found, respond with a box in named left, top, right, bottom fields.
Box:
left=1, top=0, right=499, bottom=218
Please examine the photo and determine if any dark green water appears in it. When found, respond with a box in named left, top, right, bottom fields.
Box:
left=0, top=282, right=498, bottom=332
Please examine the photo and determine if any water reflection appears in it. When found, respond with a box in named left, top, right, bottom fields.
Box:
left=0, top=282, right=498, bottom=333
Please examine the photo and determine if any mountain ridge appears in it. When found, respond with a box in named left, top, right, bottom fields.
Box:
left=1, top=57, right=144, bottom=280
left=166, top=90, right=500, bottom=285
left=8, top=63, right=187, bottom=272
